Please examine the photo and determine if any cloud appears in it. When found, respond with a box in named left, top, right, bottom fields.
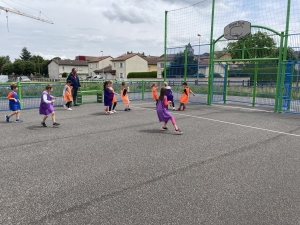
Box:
left=102, top=2, right=152, bottom=24
left=35, top=53, right=70, bottom=60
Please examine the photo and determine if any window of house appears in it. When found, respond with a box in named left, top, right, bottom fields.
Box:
left=114, top=63, right=115, bottom=67
left=62, top=66, right=64, bottom=70
left=78, top=67, right=82, bottom=71
left=160, top=63, right=164, bottom=68
left=90, top=64, right=93, bottom=69
left=119, top=62, right=124, bottom=68
left=120, top=73, right=124, bottom=78
left=96, top=64, right=97, bottom=68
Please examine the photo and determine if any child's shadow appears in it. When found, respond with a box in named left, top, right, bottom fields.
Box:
left=139, top=129, right=172, bottom=135
left=26, top=125, right=45, bottom=130
left=89, top=112, right=107, bottom=116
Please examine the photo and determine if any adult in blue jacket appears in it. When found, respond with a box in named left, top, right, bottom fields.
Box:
left=67, top=68, right=81, bottom=106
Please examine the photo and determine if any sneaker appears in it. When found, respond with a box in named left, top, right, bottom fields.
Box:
left=176, top=108, right=181, bottom=111
left=74, top=104, right=80, bottom=106
left=113, top=110, right=117, bottom=113
left=183, top=106, right=186, bottom=111
left=106, top=111, right=110, bottom=115
left=53, top=122, right=60, bottom=126
left=161, top=127, right=168, bottom=131
left=63, top=105, right=67, bottom=109
left=172, top=107, right=176, bottom=111
left=5, top=115, right=9, bottom=122
left=110, top=111, right=114, bottom=114
left=15, top=119, right=23, bottom=123
left=41, top=122, right=47, bottom=127
left=67, top=108, right=72, bottom=111
left=128, top=108, right=131, bottom=111
left=124, top=108, right=128, bottom=111
left=174, top=129, right=183, bottom=134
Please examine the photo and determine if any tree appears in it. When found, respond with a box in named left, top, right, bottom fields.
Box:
left=24, top=61, right=36, bottom=75
left=41, top=60, right=50, bottom=75
left=13, top=59, right=25, bottom=75
left=1, top=62, right=14, bottom=75
left=31, top=55, right=45, bottom=73
left=0, top=55, right=11, bottom=70
left=166, top=50, right=198, bottom=77
left=52, top=57, right=61, bottom=60
left=271, top=47, right=298, bottom=61
left=224, top=31, right=277, bottom=60
left=20, top=47, right=32, bottom=61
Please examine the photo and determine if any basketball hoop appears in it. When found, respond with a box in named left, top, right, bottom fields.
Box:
left=224, top=20, right=251, bottom=40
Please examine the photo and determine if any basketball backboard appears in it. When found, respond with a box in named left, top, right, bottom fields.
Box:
left=224, top=21, right=251, bottom=40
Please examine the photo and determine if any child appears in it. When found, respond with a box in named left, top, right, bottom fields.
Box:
left=63, top=80, right=73, bottom=110
left=156, top=87, right=182, bottom=134
left=164, top=82, right=175, bottom=110
left=177, top=82, right=195, bottom=111
left=40, top=84, right=60, bottom=127
left=109, top=82, right=118, bottom=113
left=104, top=80, right=114, bottom=114
left=5, top=83, right=23, bottom=122
left=151, top=82, right=159, bottom=105
left=121, top=82, right=131, bottom=111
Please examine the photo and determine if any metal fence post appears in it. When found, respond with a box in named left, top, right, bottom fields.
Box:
left=223, top=63, right=228, bottom=104
left=17, top=81, right=22, bottom=109
left=252, top=62, right=258, bottom=107
left=142, top=80, right=145, bottom=100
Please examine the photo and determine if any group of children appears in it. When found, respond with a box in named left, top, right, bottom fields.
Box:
left=6, top=80, right=195, bottom=133
left=5, top=81, right=73, bottom=127
left=103, top=81, right=131, bottom=114
left=151, top=81, right=195, bottom=111
left=152, top=81, right=196, bottom=134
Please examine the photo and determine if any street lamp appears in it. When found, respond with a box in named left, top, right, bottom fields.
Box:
left=100, top=50, right=104, bottom=79
left=197, top=34, right=201, bottom=81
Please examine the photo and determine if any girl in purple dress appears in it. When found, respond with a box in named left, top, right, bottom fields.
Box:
left=156, top=87, right=182, bottom=134
left=39, top=84, right=60, bottom=127
left=164, top=82, right=175, bottom=110
left=104, top=80, right=114, bottom=115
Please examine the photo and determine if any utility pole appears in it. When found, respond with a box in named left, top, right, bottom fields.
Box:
left=0, top=6, right=53, bottom=24
left=101, top=51, right=104, bottom=78
left=197, top=34, right=201, bottom=81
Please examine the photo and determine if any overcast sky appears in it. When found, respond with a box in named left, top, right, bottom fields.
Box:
left=0, top=0, right=202, bottom=61
left=1, top=0, right=299, bottom=61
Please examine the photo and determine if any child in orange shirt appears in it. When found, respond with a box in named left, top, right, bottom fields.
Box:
left=151, top=82, right=159, bottom=105
left=109, top=82, right=119, bottom=113
left=177, top=82, right=195, bottom=111
left=121, top=82, right=131, bottom=111
left=63, top=80, right=73, bottom=110
left=5, top=83, right=23, bottom=122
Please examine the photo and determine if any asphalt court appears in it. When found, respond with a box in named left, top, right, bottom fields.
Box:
left=1, top=100, right=300, bottom=224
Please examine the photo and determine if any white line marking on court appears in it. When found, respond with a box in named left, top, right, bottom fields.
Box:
left=130, top=102, right=155, bottom=106
left=133, top=106, right=300, bottom=137
left=212, top=104, right=273, bottom=113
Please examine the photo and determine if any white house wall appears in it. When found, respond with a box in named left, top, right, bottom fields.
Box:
left=125, top=55, right=148, bottom=78
left=48, top=61, right=59, bottom=79
left=112, top=61, right=126, bottom=79
left=88, top=57, right=113, bottom=76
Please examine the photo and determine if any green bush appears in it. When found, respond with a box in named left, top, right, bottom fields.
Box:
left=244, top=64, right=298, bottom=82
left=228, top=70, right=251, bottom=77
left=127, top=71, right=157, bottom=78
left=213, top=73, right=222, bottom=78
left=62, top=72, right=68, bottom=78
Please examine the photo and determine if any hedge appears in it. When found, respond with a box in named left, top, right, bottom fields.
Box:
left=247, top=67, right=298, bottom=81
left=127, top=71, right=157, bottom=78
